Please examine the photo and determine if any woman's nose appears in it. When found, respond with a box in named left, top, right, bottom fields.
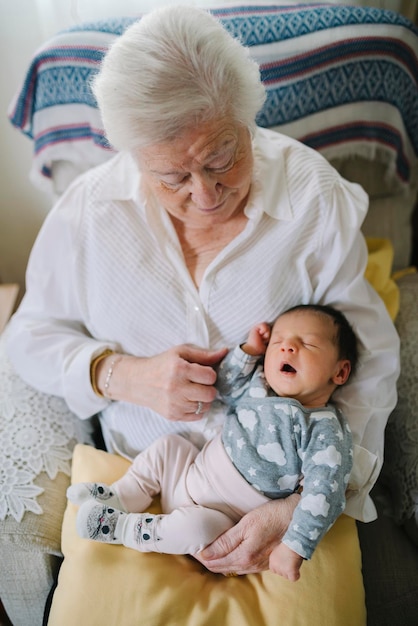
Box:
left=190, top=173, right=221, bottom=208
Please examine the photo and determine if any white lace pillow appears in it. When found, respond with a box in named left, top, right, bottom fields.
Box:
left=0, top=329, right=94, bottom=522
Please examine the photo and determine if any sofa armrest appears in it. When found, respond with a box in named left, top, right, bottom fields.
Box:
left=380, top=272, right=418, bottom=545
left=0, top=471, right=69, bottom=626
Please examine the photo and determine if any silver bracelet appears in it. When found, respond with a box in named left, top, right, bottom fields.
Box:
left=103, top=357, right=120, bottom=399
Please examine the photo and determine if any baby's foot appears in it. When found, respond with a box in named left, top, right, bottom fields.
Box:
left=76, top=500, right=162, bottom=552
left=67, top=482, right=124, bottom=510
left=76, top=501, right=126, bottom=543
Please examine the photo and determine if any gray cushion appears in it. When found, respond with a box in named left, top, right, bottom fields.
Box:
left=380, top=273, right=418, bottom=545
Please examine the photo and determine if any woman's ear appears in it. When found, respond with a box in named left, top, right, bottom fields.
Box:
left=332, top=360, right=351, bottom=386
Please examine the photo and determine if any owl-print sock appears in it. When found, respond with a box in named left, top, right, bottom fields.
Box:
left=76, top=500, right=162, bottom=552
left=67, top=482, right=125, bottom=511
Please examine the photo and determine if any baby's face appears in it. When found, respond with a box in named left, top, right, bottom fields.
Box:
left=264, top=310, right=349, bottom=408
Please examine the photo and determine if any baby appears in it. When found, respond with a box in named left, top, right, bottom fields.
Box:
left=68, top=304, right=357, bottom=581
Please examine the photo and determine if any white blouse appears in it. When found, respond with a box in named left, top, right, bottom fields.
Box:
left=6, top=127, right=400, bottom=521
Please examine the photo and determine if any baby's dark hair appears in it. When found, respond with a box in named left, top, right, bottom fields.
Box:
left=281, top=304, right=359, bottom=381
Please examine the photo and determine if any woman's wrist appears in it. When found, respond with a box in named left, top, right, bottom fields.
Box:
left=90, top=349, right=114, bottom=397
left=91, top=350, right=123, bottom=399
left=102, top=354, right=123, bottom=399
left=93, top=352, right=149, bottom=404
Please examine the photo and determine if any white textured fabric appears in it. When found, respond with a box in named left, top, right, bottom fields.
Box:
left=6, top=128, right=400, bottom=521
left=0, top=330, right=93, bottom=522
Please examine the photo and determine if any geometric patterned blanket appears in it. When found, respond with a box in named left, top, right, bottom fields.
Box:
left=8, top=3, right=418, bottom=192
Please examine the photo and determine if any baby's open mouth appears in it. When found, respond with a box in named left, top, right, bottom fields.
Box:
left=281, top=363, right=296, bottom=373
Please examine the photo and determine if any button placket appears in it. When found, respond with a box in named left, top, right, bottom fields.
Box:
left=186, top=295, right=210, bottom=346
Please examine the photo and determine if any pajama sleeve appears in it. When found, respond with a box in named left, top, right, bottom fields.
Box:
left=281, top=409, right=353, bottom=559
left=216, top=346, right=260, bottom=402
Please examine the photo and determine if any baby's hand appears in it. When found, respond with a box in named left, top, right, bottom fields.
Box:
left=242, top=323, right=271, bottom=356
left=269, top=542, right=304, bottom=582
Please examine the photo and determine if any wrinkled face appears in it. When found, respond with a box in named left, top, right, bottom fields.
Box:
left=264, top=310, right=351, bottom=408
left=135, top=118, right=253, bottom=228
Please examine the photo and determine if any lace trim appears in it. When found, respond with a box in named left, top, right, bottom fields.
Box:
left=0, top=331, right=93, bottom=522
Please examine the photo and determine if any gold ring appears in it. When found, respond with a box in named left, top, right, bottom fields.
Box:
left=225, top=572, right=238, bottom=577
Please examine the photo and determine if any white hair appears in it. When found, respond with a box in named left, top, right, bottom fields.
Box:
left=92, top=5, right=266, bottom=151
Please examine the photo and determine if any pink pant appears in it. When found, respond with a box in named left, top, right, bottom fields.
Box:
left=112, top=433, right=269, bottom=554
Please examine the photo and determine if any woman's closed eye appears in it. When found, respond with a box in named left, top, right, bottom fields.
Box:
left=208, top=156, right=235, bottom=174
left=159, top=174, right=189, bottom=189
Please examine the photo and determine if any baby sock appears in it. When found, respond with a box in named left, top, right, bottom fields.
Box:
left=76, top=500, right=162, bottom=552
left=67, top=482, right=125, bottom=511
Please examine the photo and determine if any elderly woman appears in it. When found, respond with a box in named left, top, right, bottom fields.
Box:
left=6, top=5, right=399, bottom=576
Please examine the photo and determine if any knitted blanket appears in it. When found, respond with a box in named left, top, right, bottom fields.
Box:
left=8, top=3, right=418, bottom=192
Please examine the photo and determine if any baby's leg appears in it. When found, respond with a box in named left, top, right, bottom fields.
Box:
left=68, top=433, right=200, bottom=513
left=113, top=433, right=200, bottom=513
left=76, top=501, right=235, bottom=554
left=151, top=505, right=235, bottom=554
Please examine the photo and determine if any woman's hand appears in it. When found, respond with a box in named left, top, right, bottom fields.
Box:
left=96, top=345, right=228, bottom=421
left=196, top=495, right=300, bottom=575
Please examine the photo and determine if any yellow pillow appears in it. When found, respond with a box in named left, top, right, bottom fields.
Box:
left=49, top=444, right=366, bottom=626
left=365, top=237, right=399, bottom=320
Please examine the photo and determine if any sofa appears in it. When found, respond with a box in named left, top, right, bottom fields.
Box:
left=1, top=4, right=418, bottom=625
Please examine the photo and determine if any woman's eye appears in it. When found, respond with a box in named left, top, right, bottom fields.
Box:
left=210, top=158, right=234, bottom=173
left=163, top=181, right=180, bottom=189
left=161, top=176, right=186, bottom=189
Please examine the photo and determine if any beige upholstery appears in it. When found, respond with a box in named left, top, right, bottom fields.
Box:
left=0, top=473, right=69, bottom=625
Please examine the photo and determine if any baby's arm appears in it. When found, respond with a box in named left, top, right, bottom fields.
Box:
left=241, top=322, right=271, bottom=356
left=217, top=323, right=270, bottom=398
left=269, top=542, right=304, bottom=582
